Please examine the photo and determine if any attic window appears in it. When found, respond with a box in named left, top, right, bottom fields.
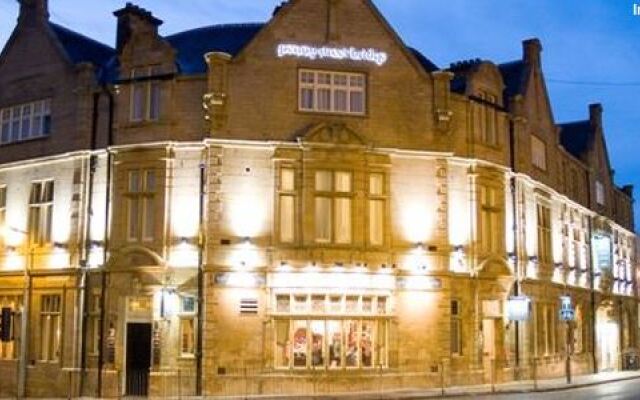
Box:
left=130, top=66, right=162, bottom=122
left=531, top=135, right=547, bottom=171
left=596, top=181, right=605, bottom=205
left=0, top=99, right=51, bottom=145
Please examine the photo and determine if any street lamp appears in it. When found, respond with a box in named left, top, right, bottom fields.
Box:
left=0, top=226, right=33, bottom=400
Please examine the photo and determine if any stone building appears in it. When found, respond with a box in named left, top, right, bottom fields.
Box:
left=0, top=0, right=637, bottom=398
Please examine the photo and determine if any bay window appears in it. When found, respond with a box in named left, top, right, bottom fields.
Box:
left=273, top=293, right=389, bottom=370
left=299, top=70, right=366, bottom=115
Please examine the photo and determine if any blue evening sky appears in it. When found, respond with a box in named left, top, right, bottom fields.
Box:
left=1, top=0, right=639, bottom=225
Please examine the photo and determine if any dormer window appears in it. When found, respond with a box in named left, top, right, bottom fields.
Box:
left=596, top=181, right=605, bottom=205
left=531, top=135, right=547, bottom=171
left=476, top=91, right=498, bottom=147
left=130, top=67, right=162, bottom=122
left=0, top=99, right=51, bottom=145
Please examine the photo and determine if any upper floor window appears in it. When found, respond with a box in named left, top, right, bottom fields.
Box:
left=479, top=185, right=502, bottom=253
left=28, top=180, right=54, bottom=246
left=450, top=300, right=462, bottom=356
left=476, top=91, right=498, bottom=146
left=0, top=99, right=51, bottom=145
left=596, top=181, right=605, bottom=205
left=0, top=186, right=5, bottom=246
left=315, top=170, right=352, bottom=244
left=536, top=203, right=552, bottom=264
left=531, top=135, right=547, bottom=171
left=299, top=70, right=366, bottom=115
left=126, top=170, right=156, bottom=242
left=278, top=168, right=296, bottom=244
left=130, top=67, right=162, bottom=122
left=368, top=173, right=386, bottom=246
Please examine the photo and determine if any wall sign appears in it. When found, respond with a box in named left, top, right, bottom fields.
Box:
left=507, top=296, right=531, bottom=321
left=276, top=43, right=389, bottom=66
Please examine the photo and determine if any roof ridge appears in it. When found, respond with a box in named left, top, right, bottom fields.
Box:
left=165, top=22, right=265, bottom=38
left=559, top=119, right=591, bottom=127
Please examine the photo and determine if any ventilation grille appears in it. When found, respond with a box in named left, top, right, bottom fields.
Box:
left=240, top=298, right=259, bottom=315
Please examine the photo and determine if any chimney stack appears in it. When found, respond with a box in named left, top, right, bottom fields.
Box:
left=113, top=2, right=163, bottom=53
left=522, top=38, right=542, bottom=66
left=589, top=103, right=603, bottom=129
left=17, top=0, right=49, bottom=25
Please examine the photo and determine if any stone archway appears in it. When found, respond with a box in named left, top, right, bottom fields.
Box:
left=596, top=301, right=620, bottom=372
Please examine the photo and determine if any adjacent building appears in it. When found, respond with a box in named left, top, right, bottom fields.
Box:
left=0, top=0, right=636, bottom=397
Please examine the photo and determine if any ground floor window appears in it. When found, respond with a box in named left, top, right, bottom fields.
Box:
left=0, top=295, right=22, bottom=360
left=40, top=294, right=62, bottom=362
left=275, top=318, right=388, bottom=369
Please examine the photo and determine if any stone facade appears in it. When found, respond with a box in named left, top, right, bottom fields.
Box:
left=0, top=0, right=637, bottom=398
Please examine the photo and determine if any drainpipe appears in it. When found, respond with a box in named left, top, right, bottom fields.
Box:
left=586, top=170, right=597, bottom=374
left=196, top=160, right=206, bottom=396
left=508, top=117, right=521, bottom=372
left=97, top=88, right=114, bottom=397
left=78, top=89, right=101, bottom=396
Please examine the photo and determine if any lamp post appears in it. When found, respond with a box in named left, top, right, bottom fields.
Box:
left=2, top=226, right=33, bottom=400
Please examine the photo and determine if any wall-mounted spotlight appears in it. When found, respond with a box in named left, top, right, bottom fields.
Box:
left=528, top=256, right=539, bottom=263
left=53, top=242, right=68, bottom=250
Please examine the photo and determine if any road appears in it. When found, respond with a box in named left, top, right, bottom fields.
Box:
left=454, top=378, right=640, bottom=399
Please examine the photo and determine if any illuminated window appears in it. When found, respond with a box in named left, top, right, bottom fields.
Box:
left=299, top=70, right=366, bottom=115
left=278, top=168, right=296, bottom=243
left=315, top=170, right=352, bottom=244
left=130, top=66, right=163, bottom=122
left=273, top=293, right=389, bottom=369
left=596, top=181, right=605, bottom=205
left=179, top=296, right=196, bottom=357
left=368, top=173, right=386, bottom=246
left=0, top=99, right=51, bottom=145
left=28, top=180, right=54, bottom=246
left=531, top=135, right=547, bottom=171
left=476, top=91, right=498, bottom=146
left=0, top=186, right=5, bottom=247
left=40, top=294, right=61, bottom=362
left=450, top=300, right=462, bottom=356
left=126, top=170, right=156, bottom=242
left=479, top=185, right=502, bottom=253
left=536, top=203, right=552, bottom=264
left=0, top=295, right=22, bottom=360
left=87, top=294, right=101, bottom=355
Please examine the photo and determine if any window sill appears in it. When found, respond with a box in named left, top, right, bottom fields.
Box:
left=296, top=109, right=368, bottom=119
left=0, top=135, right=50, bottom=148
left=122, top=120, right=169, bottom=129
left=178, top=355, right=196, bottom=360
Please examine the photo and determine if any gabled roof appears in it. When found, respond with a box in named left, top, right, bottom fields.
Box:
left=49, top=22, right=115, bottom=67
left=558, top=120, right=593, bottom=160
left=164, top=23, right=264, bottom=75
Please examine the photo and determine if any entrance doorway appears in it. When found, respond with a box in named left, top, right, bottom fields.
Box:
left=596, top=304, right=620, bottom=372
left=126, top=323, right=152, bottom=396
left=482, top=319, right=496, bottom=381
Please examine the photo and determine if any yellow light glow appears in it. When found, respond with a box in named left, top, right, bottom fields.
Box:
left=88, top=248, right=104, bottom=268
left=228, top=241, right=261, bottom=270
left=226, top=272, right=259, bottom=288
left=229, top=187, right=267, bottom=238
left=171, top=197, right=199, bottom=239
left=269, top=271, right=395, bottom=290
left=405, top=245, right=428, bottom=272
left=401, top=202, right=432, bottom=244
left=48, top=249, right=69, bottom=269
left=4, top=252, right=24, bottom=270
left=168, top=243, right=199, bottom=268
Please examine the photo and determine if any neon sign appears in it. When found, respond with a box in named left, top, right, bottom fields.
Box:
left=276, top=43, right=389, bottom=66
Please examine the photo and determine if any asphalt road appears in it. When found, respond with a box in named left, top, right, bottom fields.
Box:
left=455, top=378, right=640, bottom=399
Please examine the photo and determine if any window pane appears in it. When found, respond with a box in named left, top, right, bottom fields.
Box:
left=143, top=197, right=155, bottom=240
left=20, top=105, right=31, bottom=140
left=180, top=318, right=195, bottom=354
left=11, top=108, right=20, bottom=142
left=369, top=199, right=384, bottom=246
left=127, top=198, right=139, bottom=240
left=334, top=172, right=351, bottom=193
left=369, top=173, right=384, bottom=195
left=43, top=205, right=53, bottom=244
left=300, top=88, right=314, bottom=110
left=311, top=295, right=325, bottom=313
left=317, top=88, right=331, bottom=111
left=276, top=295, right=290, bottom=313
left=281, top=168, right=295, bottom=191
left=334, top=198, right=351, bottom=244
left=132, top=84, right=145, bottom=121
left=349, top=91, right=364, bottom=114
left=279, top=195, right=295, bottom=243
left=128, top=171, right=140, bottom=193
left=149, top=82, right=161, bottom=121
left=345, top=320, right=358, bottom=367
left=275, top=320, right=290, bottom=368
left=315, top=197, right=331, bottom=243
left=334, top=90, right=348, bottom=112
left=292, top=321, right=307, bottom=367
left=145, top=170, right=156, bottom=192
left=376, top=320, right=387, bottom=366
left=327, top=320, right=342, bottom=368
left=311, top=320, right=324, bottom=367
left=1, top=109, right=10, bottom=143
left=361, top=321, right=373, bottom=367
left=315, top=171, right=332, bottom=192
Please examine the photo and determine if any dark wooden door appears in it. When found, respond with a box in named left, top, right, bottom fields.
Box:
left=126, top=323, right=152, bottom=396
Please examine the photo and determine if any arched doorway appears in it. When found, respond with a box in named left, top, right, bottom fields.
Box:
left=596, top=302, right=620, bottom=372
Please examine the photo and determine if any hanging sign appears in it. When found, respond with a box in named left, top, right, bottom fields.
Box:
left=559, top=295, right=575, bottom=321
left=507, top=296, right=531, bottom=321
left=276, top=43, right=389, bottom=66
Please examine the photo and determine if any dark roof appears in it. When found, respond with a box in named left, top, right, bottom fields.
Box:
left=559, top=120, right=593, bottom=159
left=498, top=60, right=528, bottom=99
left=447, top=59, right=483, bottom=94
left=408, top=47, right=438, bottom=73
left=165, top=23, right=264, bottom=75
left=49, top=22, right=115, bottom=67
